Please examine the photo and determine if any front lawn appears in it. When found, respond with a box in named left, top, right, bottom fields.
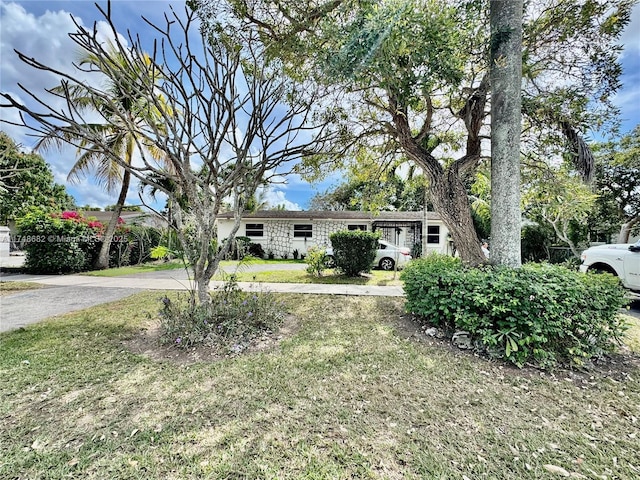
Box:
left=221, top=269, right=403, bottom=285
left=1, top=293, right=638, bottom=479
left=83, top=260, right=185, bottom=277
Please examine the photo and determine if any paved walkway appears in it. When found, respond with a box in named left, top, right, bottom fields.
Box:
left=0, top=268, right=404, bottom=333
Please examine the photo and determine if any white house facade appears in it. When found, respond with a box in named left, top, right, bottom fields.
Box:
left=217, top=210, right=451, bottom=258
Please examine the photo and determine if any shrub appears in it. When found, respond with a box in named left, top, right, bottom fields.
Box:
left=106, top=224, right=162, bottom=267
left=17, top=208, right=101, bottom=274
left=127, top=225, right=162, bottom=264
left=401, top=255, right=629, bottom=368
left=248, top=242, right=265, bottom=259
left=158, top=229, right=183, bottom=260
left=329, top=229, right=380, bottom=276
left=159, top=278, right=286, bottom=352
left=305, top=246, right=327, bottom=276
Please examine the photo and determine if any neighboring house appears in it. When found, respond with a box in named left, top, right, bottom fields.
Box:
left=217, top=210, right=451, bottom=258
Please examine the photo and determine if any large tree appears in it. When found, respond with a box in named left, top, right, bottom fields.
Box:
left=37, top=48, right=167, bottom=270
left=194, top=0, right=630, bottom=265
left=489, top=0, right=523, bottom=267
left=1, top=2, right=334, bottom=303
left=0, top=132, right=75, bottom=224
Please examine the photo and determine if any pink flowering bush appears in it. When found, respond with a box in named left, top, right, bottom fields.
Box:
left=17, top=208, right=102, bottom=273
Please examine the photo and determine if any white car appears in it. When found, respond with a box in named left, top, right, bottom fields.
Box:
left=324, top=239, right=413, bottom=271
left=579, top=240, right=640, bottom=292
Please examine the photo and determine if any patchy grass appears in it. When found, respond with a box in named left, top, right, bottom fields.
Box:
left=0, top=281, right=42, bottom=295
left=220, top=269, right=403, bottom=286
left=1, top=293, right=639, bottom=479
left=83, top=260, right=185, bottom=277
left=221, top=259, right=306, bottom=266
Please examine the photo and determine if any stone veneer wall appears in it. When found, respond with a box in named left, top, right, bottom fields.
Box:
left=259, top=220, right=352, bottom=258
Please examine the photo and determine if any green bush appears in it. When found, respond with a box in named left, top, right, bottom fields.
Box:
left=305, top=246, right=327, bottom=276
left=17, top=208, right=101, bottom=274
left=401, top=255, right=629, bottom=368
left=108, top=224, right=162, bottom=267
left=127, top=225, right=162, bottom=264
left=329, top=229, right=380, bottom=276
left=248, top=242, right=265, bottom=259
left=159, top=279, right=286, bottom=352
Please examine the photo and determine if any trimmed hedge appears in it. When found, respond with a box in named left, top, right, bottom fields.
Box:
left=401, top=255, right=629, bottom=368
left=329, top=229, right=380, bottom=276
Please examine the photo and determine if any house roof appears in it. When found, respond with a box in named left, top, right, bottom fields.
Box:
left=217, top=210, right=442, bottom=222
left=80, top=211, right=149, bottom=224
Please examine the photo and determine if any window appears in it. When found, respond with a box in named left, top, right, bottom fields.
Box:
left=245, top=223, right=264, bottom=237
left=293, top=224, right=313, bottom=238
left=348, top=224, right=367, bottom=231
left=427, top=225, right=440, bottom=244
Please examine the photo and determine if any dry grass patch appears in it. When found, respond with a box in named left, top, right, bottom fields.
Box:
left=0, top=293, right=639, bottom=479
left=222, top=269, right=403, bottom=285
left=0, top=281, right=42, bottom=296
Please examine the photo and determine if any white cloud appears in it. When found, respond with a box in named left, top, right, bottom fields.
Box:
left=261, top=186, right=302, bottom=211
left=0, top=1, right=141, bottom=208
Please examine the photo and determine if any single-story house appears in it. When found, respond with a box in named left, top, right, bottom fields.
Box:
left=217, top=210, right=451, bottom=258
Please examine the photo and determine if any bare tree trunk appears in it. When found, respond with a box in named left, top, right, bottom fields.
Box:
left=95, top=169, right=131, bottom=270
left=490, top=0, right=523, bottom=268
left=431, top=172, right=486, bottom=266
left=619, top=215, right=640, bottom=243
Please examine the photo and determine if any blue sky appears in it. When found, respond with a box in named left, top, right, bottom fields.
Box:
left=1, top=0, right=639, bottom=211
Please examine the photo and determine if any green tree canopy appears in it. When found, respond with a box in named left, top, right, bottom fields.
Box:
left=0, top=132, right=75, bottom=224
left=590, top=125, right=640, bottom=242
left=193, top=0, right=632, bottom=265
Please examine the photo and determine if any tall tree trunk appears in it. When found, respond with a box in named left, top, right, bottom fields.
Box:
left=430, top=171, right=486, bottom=265
left=95, top=170, right=131, bottom=269
left=490, top=0, right=523, bottom=268
left=619, top=215, right=640, bottom=243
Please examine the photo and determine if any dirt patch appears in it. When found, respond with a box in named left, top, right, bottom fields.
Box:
left=122, top=314, right=300, bottom=365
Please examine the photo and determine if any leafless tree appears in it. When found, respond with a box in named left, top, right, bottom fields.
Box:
left=1, top=2, right=335, bottom=303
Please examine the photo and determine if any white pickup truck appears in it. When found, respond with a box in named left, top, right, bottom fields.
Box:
left=580, top=240, right=640, bottom=293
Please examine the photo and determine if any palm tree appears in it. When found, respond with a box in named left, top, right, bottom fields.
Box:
left=38, top=46, right=166, bottom=269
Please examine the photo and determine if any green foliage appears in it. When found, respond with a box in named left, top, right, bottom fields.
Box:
left=402, top=255, right=629, bottom=368
left=109, top=225, right=162, bottom=267
left=16, top=208, right=100, bottom=274
left=159, top=279, right=286, bottom=351
left=589, top=127, right=640, bottom=241
left=309, top=161, right=428, bottom=213
left=0, top=132, right=75, bottom=224
left=248, top=242, right=265, bottom=259
left=104, top=204, right=143, bottom=211
left=522, top=165, right=597, bottom=257
left=224, top=236, right=252, bottom=260
left=305, top=246, right=327, bottom=277
left=330, top=229, right=380, bottom=276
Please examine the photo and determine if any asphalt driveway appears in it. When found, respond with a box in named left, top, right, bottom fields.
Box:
left=0, top=285, right=141, bottom=333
